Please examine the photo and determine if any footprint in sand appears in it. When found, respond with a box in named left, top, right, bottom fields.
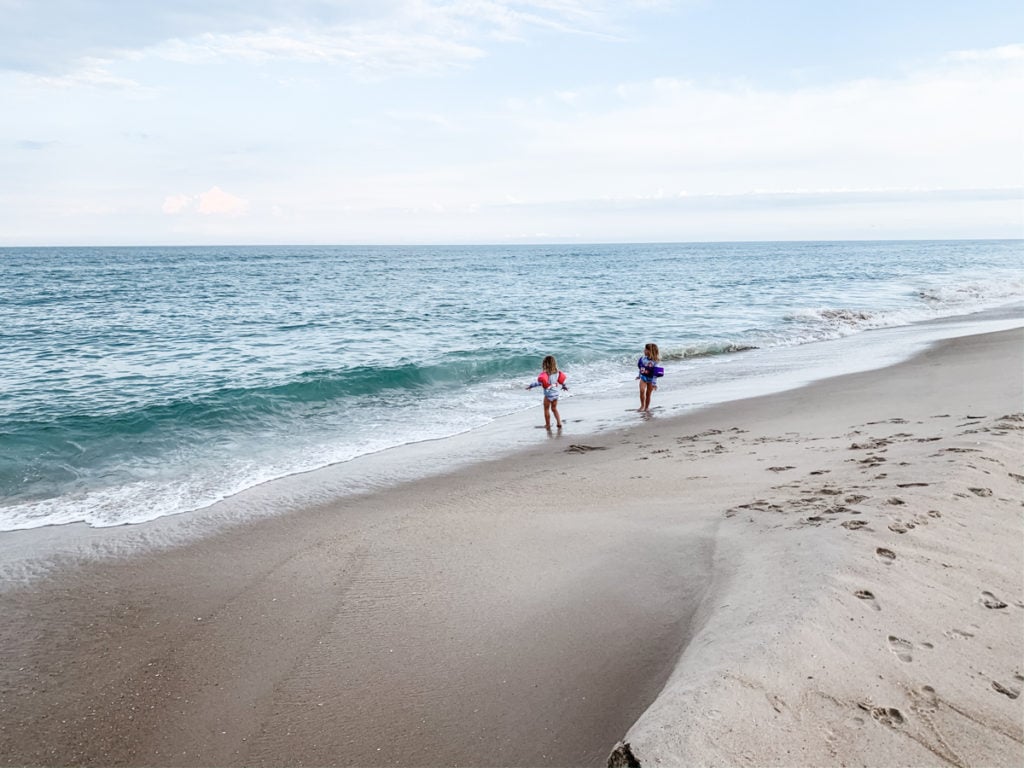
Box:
left=850, top=438, right=890, bottom=450
left=888, top=635, right=914, bottom=662
left=888, top=522, right=912, bottom=534
left=992, top=681, right=1021, bottom=700
left=944, top=626, right=977, bottom=639
left=863, top=705, right=905, bottom=728
left=980, top=591, right=1008, bottom=609
left=887, top=497, right=905, bottom=506
left=565, top=444, right=608, bottom=453
left=927, top=509, right=942, bottom=518
left=842, top=519, right=868, bottom=530
left=876, top=548, right=896, bottom=564
left=854, top=590, right=881, bottom=611
left=968, top=487, right=993, bottom=497
left=896, top=482, right=930, bottom=488
left=767, top=465, right=795, bottom=472
left=856, top=455, right=887, bottom=466
left=911, top=685, right=940, bottom=714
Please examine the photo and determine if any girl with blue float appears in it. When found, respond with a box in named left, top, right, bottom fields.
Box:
left=637, top=343, right=663, bottom=412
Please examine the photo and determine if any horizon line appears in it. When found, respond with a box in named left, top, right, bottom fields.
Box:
left=2, top=236, right=1021, bottom=250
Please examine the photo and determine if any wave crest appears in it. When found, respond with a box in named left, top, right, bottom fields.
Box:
left=663, top=343, right=760, bottom=361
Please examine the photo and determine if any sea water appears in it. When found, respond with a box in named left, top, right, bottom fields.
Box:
left=1, top=240, right=1021, bottom=531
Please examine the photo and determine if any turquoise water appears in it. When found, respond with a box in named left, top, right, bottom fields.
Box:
left=1, top=240, right=1021, bottom=530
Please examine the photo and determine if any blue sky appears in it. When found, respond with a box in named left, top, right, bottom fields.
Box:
left=1, top=0, right=1021, bottom=245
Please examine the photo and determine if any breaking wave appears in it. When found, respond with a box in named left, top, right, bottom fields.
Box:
left=663, top=343, right=760, bottom=361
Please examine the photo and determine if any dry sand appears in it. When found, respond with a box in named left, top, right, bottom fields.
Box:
left=0, top=328, right=1021, bottom=767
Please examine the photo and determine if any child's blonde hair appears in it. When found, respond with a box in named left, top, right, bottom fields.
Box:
left=542, top=355, right=558, bottom=374
left=645, top=343, right=661, bottom=362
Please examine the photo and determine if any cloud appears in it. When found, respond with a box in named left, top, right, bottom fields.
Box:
left=477, top=45, right=1024, bottom=201
left=947, top=43, right=1024, bottom=61
left=0, top=0, right=291, bottom=75
left=0, top=0, right=645, bottom=79
left=155, top=28, right=486, bottom=76
left=163, top=187, right=248, bottom=216
left=162, top=194, right=193, bottom=215
left=145, top=0, right=635, bottom=77
left=26, top=57, right=143, bottom=90
left=198, top=186, right=248, bottom=215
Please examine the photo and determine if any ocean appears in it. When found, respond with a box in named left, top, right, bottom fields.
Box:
left=1, top=240, right=1021, bottom=532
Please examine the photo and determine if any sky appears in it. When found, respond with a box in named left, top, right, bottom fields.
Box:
left=1, top=0, right=1022, bottom=245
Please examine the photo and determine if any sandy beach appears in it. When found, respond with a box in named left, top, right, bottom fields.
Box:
left=1, top=327, right=1021, bottom=767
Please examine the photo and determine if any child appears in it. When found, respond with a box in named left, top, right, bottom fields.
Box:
left=637, top=343, right=662, bottom=412
left=526, top=355, right=568, bottom=429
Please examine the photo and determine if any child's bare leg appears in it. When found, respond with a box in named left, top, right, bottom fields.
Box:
left=644, top=384, right=655, bottom=411
left=543, top=398, right=552, bottom=429
left=638, top=381, right=646, bottom=410
left=551, top=399, right=562, bottom=428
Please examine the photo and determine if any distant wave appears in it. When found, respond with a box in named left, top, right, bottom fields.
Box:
left=916, top=280, right=1024, bottom=307
left=785, top=306, right=874, bottom=322
left=662, top=343, right=760, bottom=361
left=784, top=280, right=1024, bottom=344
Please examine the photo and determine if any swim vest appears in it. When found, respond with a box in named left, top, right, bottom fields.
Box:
left=638, top=357, right=664, bottom=378
left=537, top=371, right=567, bottom=388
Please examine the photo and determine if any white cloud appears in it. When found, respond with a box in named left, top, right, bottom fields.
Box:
left=27, top=57, right=142, bottom=90
left=947, top=43, right=1024, bottom=61
left=478, top=46, right=1024, bottom=202
left=162, top=194, right=193, bottom=215
left=144, top=0, right=637, bottom=76
left=2, top=1, right=640, bottom=81
left=163, top=187, right=248, bottom=216
left=156, top=27, right=486, bottom=76
left=198, top=186, right=248, bottom=216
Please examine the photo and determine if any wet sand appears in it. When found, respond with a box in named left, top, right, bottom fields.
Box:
left=1, top=328, right=1021, bottom=767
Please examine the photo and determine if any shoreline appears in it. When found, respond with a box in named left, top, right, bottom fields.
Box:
left=1, top=328, right=1021, bottom=766
left=3, top=303, right=1022, bottom=581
